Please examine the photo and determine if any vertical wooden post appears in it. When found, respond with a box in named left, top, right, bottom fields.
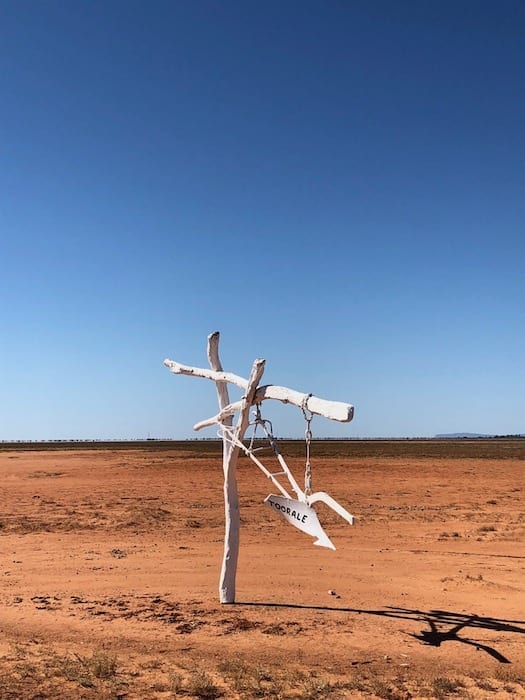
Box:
left=207, top=332, right=235, bottom=603
left=207, top=332, right=265, bottom=603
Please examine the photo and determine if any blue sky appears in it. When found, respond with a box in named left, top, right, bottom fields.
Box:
left=1, top=1, right=524, bottom=440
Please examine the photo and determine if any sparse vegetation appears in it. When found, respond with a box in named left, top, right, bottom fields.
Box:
left=465, top=573, right=484, bottom=581
left=90, top=649, right=118, bottom=679
left=186, top=669, right=222, bottom=699
left=299, top=674, right=339, bottom=699
left=169, top=670, right=184, bottom=693
left=186, top=518, right=202, bottom=528
left=475, top=678, right=496, bottom=691
left=429, top=675, right=465, bottom=698
left=494, top=666, right=525, bottom=685
left=58, top=649, right=117, bottom=687
left=0, top=641, right=522, bottom=698
left=217, top=658, right=280, bottom=696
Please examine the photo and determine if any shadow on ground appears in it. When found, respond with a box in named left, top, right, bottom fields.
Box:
left=238, top=603, right=525, bottom=664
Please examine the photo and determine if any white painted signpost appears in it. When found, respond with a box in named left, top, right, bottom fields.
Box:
left=164, top=332, right=355, bottom=603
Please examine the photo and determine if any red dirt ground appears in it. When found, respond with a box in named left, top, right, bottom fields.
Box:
left=1, top=445, right=524, bottom=698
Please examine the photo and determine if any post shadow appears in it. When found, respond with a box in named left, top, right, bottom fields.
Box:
left=236, top=602, right=524, bottom=663
left=408, top=615, right=511, bottom=663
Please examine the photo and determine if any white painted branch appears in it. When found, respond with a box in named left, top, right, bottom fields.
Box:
left=165, top=360, right=354, bottom=428
left=192, top=385, right=353, bottom=430
left=256, top=385, right=354, bottom=422
left=193, top=404, right=239, bottom=432
left=219, top=357, right=265, bottom=603
left=207, top=332, right=238, bottom=604
left=163, top=359, right=248, bottom=390
left=234, top=359, right=266, bottom=443
left=207, top=333, right=232, bottom=427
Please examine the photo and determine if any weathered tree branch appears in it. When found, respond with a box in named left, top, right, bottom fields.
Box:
left=165, top=358, right=354, bottom=424
left=206, top=332, right=237, bottom=604
left=260, top=385, right=353, bottom=422
left=163, top=359, right=248, bottom=390
left=207, top=332, right=232, bottom=428
left=219, top=357, right=265, bottom=603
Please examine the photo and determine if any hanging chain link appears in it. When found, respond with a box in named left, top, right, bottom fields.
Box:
left=301, top=395, right=314, bottom=496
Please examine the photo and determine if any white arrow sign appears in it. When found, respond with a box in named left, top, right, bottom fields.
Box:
left=264, top=494, right=336, bottom=550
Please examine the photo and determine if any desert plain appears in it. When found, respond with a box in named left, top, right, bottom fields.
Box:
left=0, top=439, right=524, bottom=699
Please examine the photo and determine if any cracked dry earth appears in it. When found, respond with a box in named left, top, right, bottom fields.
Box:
left=0, top=446, right=524, bottom=698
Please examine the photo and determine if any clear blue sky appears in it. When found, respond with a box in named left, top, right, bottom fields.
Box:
left=1, top=1, right=524, bottom=440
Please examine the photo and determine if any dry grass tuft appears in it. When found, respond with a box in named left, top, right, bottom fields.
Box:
left=186, top=668, right=222, bottom=698
left=428, top=675, right=465, bottom=698
left=58, top=649, right=118, bottom=688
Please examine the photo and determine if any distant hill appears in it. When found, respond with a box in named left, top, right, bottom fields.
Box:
left=435, top=432, right=524, bottom=439
left=435, top=433, right=491, bottom=439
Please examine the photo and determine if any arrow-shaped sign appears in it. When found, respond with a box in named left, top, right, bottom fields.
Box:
left=264, top=494, right=335, bottom=550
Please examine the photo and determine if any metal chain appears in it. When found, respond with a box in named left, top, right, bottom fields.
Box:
left=301, top=395, right=313, bottom=496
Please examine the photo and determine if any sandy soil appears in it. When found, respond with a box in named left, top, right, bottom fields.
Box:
left=0, top=446, right=524, bottom=698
